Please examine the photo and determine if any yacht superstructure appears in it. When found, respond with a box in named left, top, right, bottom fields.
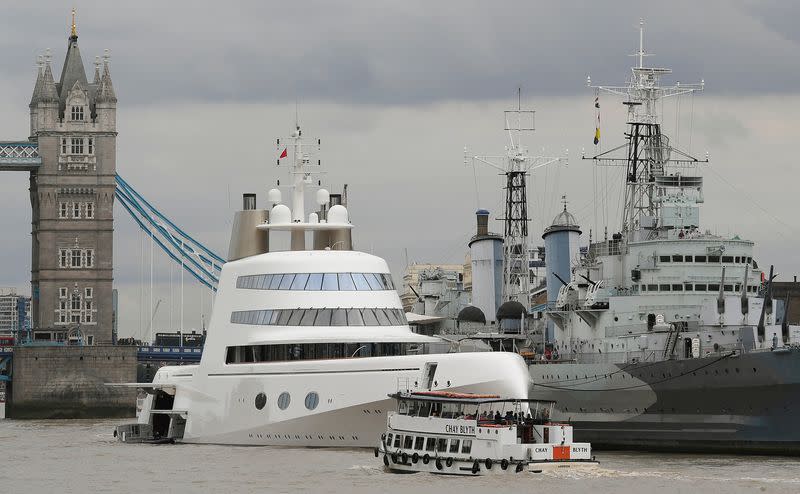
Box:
left=529, top=23, right=800, bottom=454
left=122, top=122, right=530, bottom=446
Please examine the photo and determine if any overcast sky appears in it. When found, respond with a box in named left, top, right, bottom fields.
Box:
left=1, top=1, right=799, bottom=338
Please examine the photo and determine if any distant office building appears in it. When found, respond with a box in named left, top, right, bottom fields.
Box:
left=0, top=288, right=31, bottom=335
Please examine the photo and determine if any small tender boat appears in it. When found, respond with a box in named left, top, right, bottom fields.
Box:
left=376, top=391, right=598, bottom=475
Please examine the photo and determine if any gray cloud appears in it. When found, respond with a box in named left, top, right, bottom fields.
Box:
left=2, top=1, right=800, bottom=108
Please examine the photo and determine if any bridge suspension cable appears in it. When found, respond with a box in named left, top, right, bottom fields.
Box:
left=114, top=174, right=223, bottom=291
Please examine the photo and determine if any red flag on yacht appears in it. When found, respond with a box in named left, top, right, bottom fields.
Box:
left=279, top=147, right=288, bottom=159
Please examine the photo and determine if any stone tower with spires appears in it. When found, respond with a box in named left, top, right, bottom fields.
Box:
left=27, top=11, right=117, bottom=344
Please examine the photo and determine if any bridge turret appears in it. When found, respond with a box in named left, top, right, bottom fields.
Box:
left=35, top=56, right=60, bottom=132
left=29, top=56, right=44, bottom=135
left=94, top=53, right=117, bottom=132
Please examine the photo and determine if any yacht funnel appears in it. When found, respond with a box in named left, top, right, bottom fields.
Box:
left=228, top=193, right=269, bottom=261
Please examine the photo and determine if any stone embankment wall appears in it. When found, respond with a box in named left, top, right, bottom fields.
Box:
left=10, top=345, right=137, bottom=418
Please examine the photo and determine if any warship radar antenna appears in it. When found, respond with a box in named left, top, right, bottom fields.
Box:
left=466, top=89, right=567, bottom=307
left=585, top=19, right=707, bottom=240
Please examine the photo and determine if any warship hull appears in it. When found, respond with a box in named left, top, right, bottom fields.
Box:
left=528, top=348, right=800, bottom=454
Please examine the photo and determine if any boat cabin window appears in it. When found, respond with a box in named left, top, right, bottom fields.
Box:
left=684, top=283, right=693, bottom=291
left=238, top=272, right=395, bottom=291
left=394, top=434, right=402, bottom=448
left=386, top=433, right=393, bottom=445
left=291, top=273, right=309, bottom=290
left=685, top=255, right=693, bottom=262
left=659, top=256, right=670, bottom=263
left=225, top=342, right=411, bottom=364
left=269, top=275, right=283, bottom=289
left=672, top=255, right=683, bottom=262
left=461, top=439, right=472, bottom=454
left=695, top=284, right=707, bottom=291
left=708, top=284, right=720, bottom=292
left=722, top=256, right=734, bottom=263
left=449, top=439, right=460, bottom=453
left=404, top=435, right=414, bottom=449
left=414, top=436, right=424, bottom=450
left=352, top=273, right=371, bottom=290
left=708, top=256, right=720, bottom=263
left=695, top=255, right=707, bottom=262
left=425, top=437, right=436, bottom=452
left=437, top=438, right=448, bottom=452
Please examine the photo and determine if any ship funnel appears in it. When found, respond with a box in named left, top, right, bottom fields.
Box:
left=476, top=209, right=490, bottom=236
left=228, top=193, right=269, bottom=261
left=242, top=193, right=256, bottom=210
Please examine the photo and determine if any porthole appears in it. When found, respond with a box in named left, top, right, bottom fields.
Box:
left=305, top=391, right=319, bottom=410
left=278, top=391, right=291, bottom=410
left=255, top=392, right=267, bottom=410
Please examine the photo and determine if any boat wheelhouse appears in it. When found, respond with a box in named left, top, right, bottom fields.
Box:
left=377, top=391, right=596, bottom=475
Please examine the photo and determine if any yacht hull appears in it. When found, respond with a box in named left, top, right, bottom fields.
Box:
left=528, top=348, right=800, bottom=454
left=145, top=352, right=531, bottom=447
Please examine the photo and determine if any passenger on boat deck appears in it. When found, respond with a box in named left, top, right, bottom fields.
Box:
left=494, top=411, right=502, bottom=424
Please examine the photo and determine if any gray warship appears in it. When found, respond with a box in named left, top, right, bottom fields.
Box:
left=529, top=24, right=800, bottom=454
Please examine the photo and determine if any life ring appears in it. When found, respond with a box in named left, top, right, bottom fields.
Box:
left=423, top=454, right=430, bottom=464
left=445, top=457, right=454, bottom=467
left=374, top=447, right=379, bottom=458
left=401, top=452, right=409, bottom=464
left=472, top=460, right=480, bottom=474
left=484, top=458, right=493, bottom=469
left=515, top=462, right=524, bottom=473
left=435, top=458, right=443, bottom=470
left=501, top=459, right=509, bottom=470
left=391, top=452, right=398, bottom=464
left=412, top=453, right=419, bottom=463
left=383, top=455, right=390, bottom=467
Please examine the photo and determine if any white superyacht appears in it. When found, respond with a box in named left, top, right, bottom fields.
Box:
left=116, top=123, right=530, bottom=446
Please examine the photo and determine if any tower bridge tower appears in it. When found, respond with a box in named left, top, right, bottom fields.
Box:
left=18, top=13, right=117, bottom=344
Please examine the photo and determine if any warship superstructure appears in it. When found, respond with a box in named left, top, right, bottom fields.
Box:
left=529, top=23, right=800, bottom=454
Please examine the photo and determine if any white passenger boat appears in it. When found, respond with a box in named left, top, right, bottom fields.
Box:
left=377, top=391, right=598, bottom=475
left=112, top=122, right=531, bottom=446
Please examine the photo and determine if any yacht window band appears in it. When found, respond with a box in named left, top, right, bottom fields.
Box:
left=230, top=307, right=407, bottom=326
left=225, top=342, right=412, bottom=364
left=236, top=272, right=395, bottom=291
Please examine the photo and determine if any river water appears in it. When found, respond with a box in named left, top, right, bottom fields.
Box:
left=2, top=419, right=799, bottom=493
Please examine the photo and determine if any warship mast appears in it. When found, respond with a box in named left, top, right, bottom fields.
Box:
left=586, top=20, right=705, bottom=242
left=468, top=90, right=565, bottom=307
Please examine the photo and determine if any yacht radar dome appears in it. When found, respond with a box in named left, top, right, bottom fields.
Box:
left=316, top=188, right=330, bottom=206
left=270, top=203, right=291, bottom=224
left=268, top=188, right=282, bottom=204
